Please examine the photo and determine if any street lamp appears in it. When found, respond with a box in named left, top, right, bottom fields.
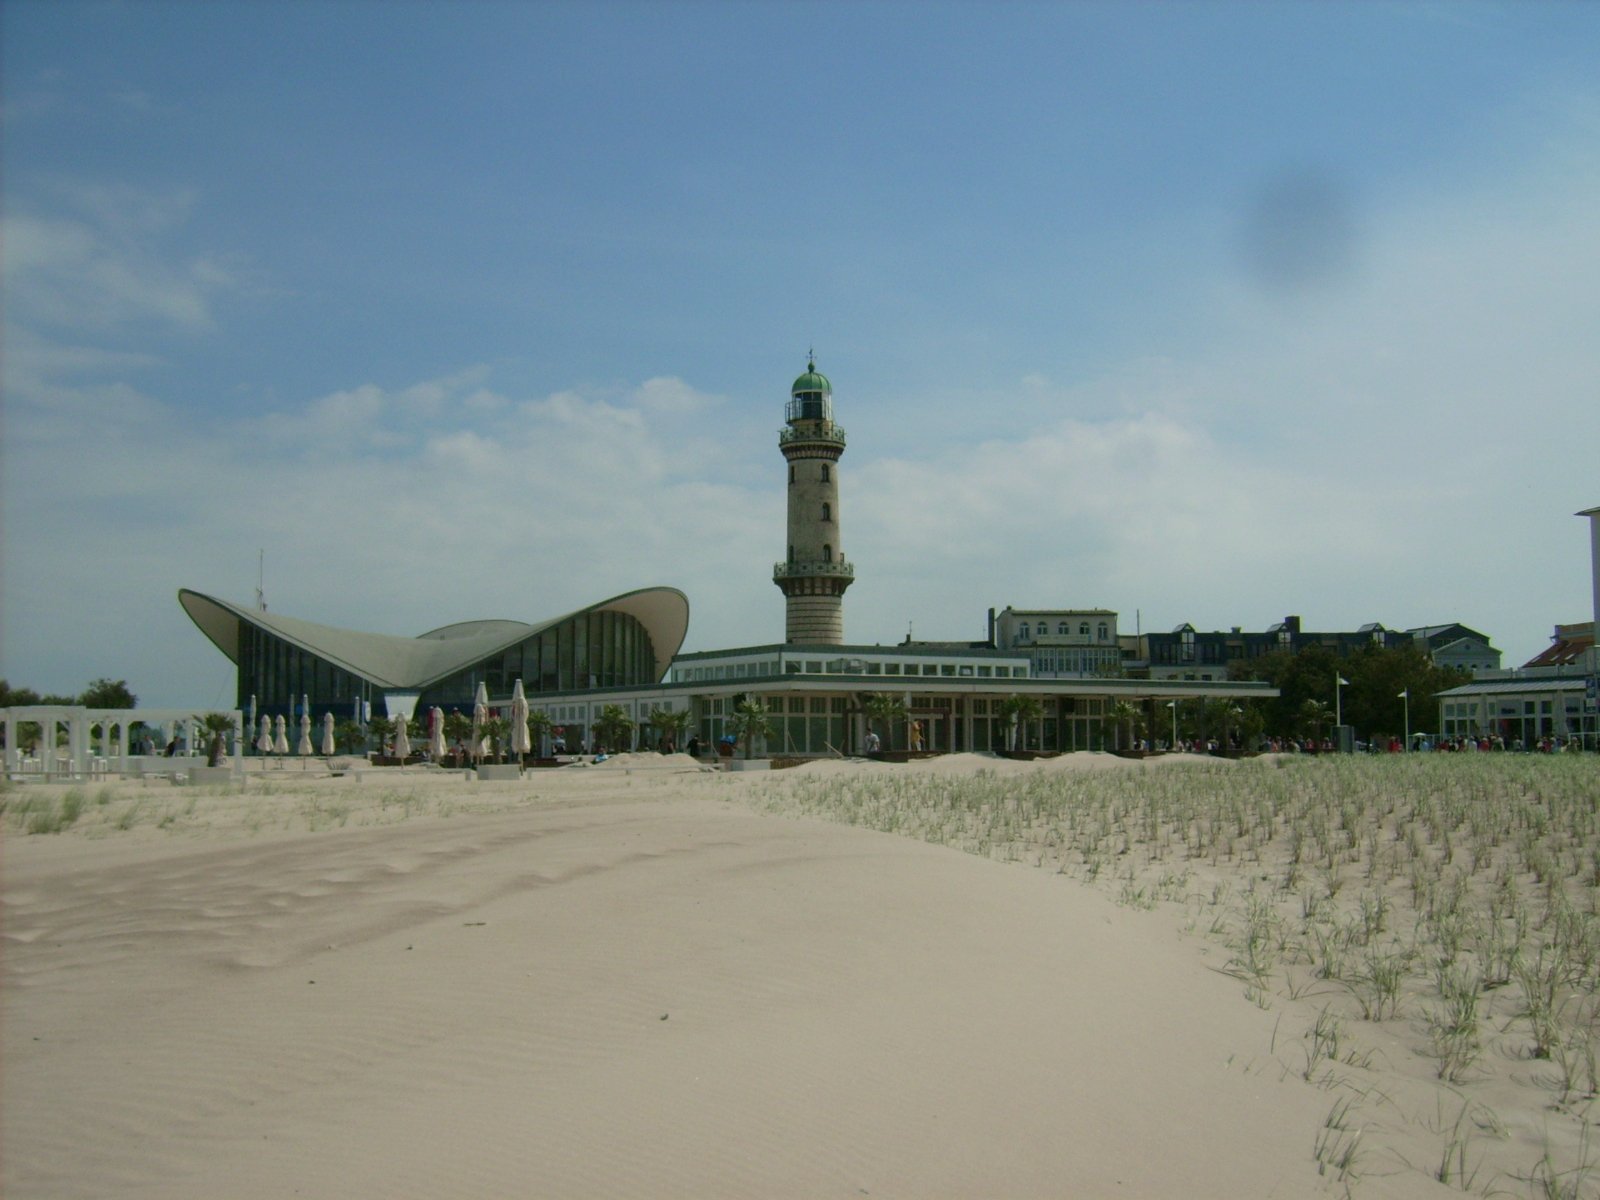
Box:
left=1167, top=700, right=1178, bottom=751
left=1335, top=674, right=1349, bottom=728
left=1399, top=688, right=1410, bottom=751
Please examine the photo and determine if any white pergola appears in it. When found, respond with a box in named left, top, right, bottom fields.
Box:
left=1, top=706, right=245, bottom=780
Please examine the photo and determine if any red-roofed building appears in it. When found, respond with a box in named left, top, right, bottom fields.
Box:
left=1523, top=622, right=1595, bottom=670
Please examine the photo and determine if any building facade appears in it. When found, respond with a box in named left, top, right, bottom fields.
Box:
left=1127, top=616, right=1501, bottom=681
left=991, top=607, right=1122, bottom=678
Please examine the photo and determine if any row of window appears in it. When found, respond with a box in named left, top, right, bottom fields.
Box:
left=1030, top=649, right=1121, bottom=675
left=670, top=659, right=1025, bottom=683
left=1015, top=621, right=1110, bottom=641
left=1442, top=699, right=1580, bottom=717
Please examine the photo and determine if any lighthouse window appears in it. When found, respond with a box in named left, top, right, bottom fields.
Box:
left=821, top=502, right=832, bottom=522
left=789, top=466, right=795, bottom=484
left=823, top=544, right=832, bottom=562
left=820, top=464, right=830, bottom=482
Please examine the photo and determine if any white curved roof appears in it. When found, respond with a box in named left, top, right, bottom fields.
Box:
left=179, top=587, right=690, bottom=688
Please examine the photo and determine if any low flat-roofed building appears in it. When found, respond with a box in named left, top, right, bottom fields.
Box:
left=1436, top=621, right=1597, bottom=748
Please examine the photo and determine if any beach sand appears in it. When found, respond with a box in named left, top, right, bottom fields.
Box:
left=4, top=755, right=1447, bottom=1197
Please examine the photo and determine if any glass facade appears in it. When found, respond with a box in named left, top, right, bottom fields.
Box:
left=237, top=621, right=369, bottom=718
left=236, top=610, right=659, bottom=718
left=421, top=610, right=658, bottom=707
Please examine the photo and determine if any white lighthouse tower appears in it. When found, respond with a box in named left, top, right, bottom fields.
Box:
left=773, top=357, right=853, bottom=644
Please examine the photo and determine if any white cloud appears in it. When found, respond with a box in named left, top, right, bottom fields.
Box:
left=0, top=185, right=231, bottom=332
left=632, top=375, right=719, bottom=415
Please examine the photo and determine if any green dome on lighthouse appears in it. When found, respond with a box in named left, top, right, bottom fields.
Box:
left=791, top=359, right=831, bottom=395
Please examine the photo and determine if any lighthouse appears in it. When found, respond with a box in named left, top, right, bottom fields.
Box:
left=773, top=357, right=853, bottom=644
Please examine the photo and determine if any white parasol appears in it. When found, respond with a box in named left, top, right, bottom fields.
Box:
left=321, top=711, right=336, bottom=757
left=273, top=715, right=289, bottom=755
left=429, top=706, right=446, bottom=762
left=471, top=681, right=489, bottom=763
left=257, top=714, right=273, bottom=754
left=393, top=712, right=412, bottom=764
left=510, top=679, right=531, bottom=760
left=297, top=712, right=313, bottom=757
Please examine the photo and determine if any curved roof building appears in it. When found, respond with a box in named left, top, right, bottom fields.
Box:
left=179, top=586, right=689, bottom=718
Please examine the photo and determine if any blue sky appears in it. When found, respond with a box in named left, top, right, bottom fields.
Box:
left=3, top=0, right=1598, bottom=708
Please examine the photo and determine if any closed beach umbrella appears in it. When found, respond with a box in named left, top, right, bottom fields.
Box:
left=511, top=680, right=531, bottom=758
left=393, top=713, right=412, bottom=763
left=429, top=706, right=446, bottom=761
left=471, top=681, right=489, bottom=762
left=321, top=711, right=336, bottom=757
left=256, top=714, right=273, bottom=754
left=297, top=712, right=313, bottom=757
left=273, top=715, right=289, bottom=755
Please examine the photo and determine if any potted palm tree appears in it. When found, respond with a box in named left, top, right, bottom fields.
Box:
left=862, top=693, right=909, bottom=760
left=997, top=694, right=1045, bottom=758
left=1108, top=701, right=1147, bottom=756
left=727, top=697, right=774, bottom=770
left=442, top=710, right=473, bottom=767
left=647, top=705, right=692, bottom=754
left=187, top=712, right=239, bottom=783
left=476, top=715, right=519, bottom=779
left=366, top=715, right=395, bottom=764
left=526, top=710, right=558, bottom=766
left=335, top=718, right=365, bottom=755
left=591, top=705, right=635, bottom=757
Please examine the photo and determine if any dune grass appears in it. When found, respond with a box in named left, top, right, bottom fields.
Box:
left=751, top=753, right=1600, bottom=1197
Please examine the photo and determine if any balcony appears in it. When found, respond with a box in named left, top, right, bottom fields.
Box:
left=779, top=423, right=846, bottom=447
left=773, top=558, right=856, bottom=580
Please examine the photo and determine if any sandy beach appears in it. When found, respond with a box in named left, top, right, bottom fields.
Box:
left=3, top=752, right=1573, bottom=1198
